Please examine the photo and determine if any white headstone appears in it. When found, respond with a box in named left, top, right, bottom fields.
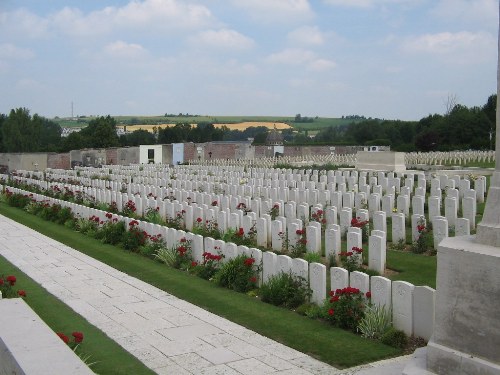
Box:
left=392, top=281, right=415, bottom=336
left=310, top=262, right=326, bottom=305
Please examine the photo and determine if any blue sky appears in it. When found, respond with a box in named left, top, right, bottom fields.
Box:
left=0, top=0, right=497, bottom=120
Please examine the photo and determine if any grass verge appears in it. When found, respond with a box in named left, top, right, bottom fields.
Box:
left=0, top=255, right=155, bottom=375
left=387, top=250, right=437, bottom=288
left=0, top=202, right=401, bottom=369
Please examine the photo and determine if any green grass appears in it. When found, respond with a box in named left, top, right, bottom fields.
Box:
left=0, top=202, right=401, bottom=369
left=442, top=160, right=495, bottom=169
left=386, top=250, right=437, bottom=288
left=0, top=255, right=154, bottom=375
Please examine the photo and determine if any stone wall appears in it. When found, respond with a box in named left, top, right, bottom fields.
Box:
left=116, top=147, right=139, bottom=165
left=0, top=153, right=48, bottom=172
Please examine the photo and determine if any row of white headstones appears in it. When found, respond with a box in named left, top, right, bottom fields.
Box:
left=4, top=165, right=487, bottom=341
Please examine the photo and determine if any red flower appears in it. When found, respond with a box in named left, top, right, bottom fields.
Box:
left=330, top=295, right=339, bottom=303
left=366, top=291, right=372, bottom=298
left=105, top=212, right=112, bottom=219
left=296, top=229, right=304, bottom=235
left=249, top=276, right=257, bottom=283
left=180, top=237, right=187, bottom=243
left=6, top=275, right=16, bottom=286
left=0, top=278, right=3, bottom=286
left=352, top=247, right=363, bottom=254
left=211, top=201, right=218, bottom=206
left=328, top=308, right=334, bottom=316
left=244, top=258, right=255, bottom=267
left=17, top=290, right=26, bottom=297
left=57, top=332, right=69, bottom=344
left=196, top=217, right=202, bottom=223
left=417, top=225, right=426, bottom=232
left=72, top=331, right=84, bottom=344
left=191, top=261, right=198, bottom=267
left=238, top=227, right=244, bottom=236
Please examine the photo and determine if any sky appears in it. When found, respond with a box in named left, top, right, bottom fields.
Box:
left=0, top=0, right=497, bottom=121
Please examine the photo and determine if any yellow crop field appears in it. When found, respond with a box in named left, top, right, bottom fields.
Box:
left=120, top=122, right=291, bottom=133
left=213, top=122, right=291, bottom=130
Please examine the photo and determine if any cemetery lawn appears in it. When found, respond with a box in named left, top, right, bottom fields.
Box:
left=0, top=202, right=402, bottom=369
left=386, top=250, right=437, bottom=289
left=0, top=255, right=155, bottom=375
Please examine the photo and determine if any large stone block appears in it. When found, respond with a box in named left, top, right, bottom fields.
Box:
left=427, top=236, right=500, bottom=374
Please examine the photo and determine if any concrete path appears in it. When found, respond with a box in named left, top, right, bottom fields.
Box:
left=0, top=214, right=411, bottom=374
left=0, top=214, right=340, bottom=374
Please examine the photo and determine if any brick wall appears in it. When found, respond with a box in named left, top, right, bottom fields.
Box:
left=106, top=148, right=118, bottom=165
left=183, top=143, right=198, bottom=162
left=47, top=153, right=70, bottom=169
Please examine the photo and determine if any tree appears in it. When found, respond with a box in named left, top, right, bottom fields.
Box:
left=443, top=93, right=459, bottom=115
left=0, top=113, right=6, bottom=152
left=60, top=131, right=85, bottom=152
left=119, top=129, right=156, bottom=146
left=36, top=116, right=62, bottom=152
left=79, top=115, right=119, bottom=148
left=2, top=108, right=38, bottom=152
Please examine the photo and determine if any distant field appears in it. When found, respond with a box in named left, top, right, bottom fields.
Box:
left=53, top=115, right=361, bottom=130
left=122, top=122, right=291, bottom=132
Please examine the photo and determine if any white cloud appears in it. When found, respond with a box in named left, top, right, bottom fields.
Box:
left=191, top=29, right=255, bottom=50
left=431, top=0, right=497, bottom=27
left=266, top=48, right=316, bottom=65
left=15, top=0, right=214, bottom=38
left=288, top=26, right=325, bottom=46
left=0, top=44, right=35, bottom=60
left=0, top=8, right=49, bottom=39
left=266, top=48, right=336, bottom=71
left=307, top=58, right=336, bottom=71
left=323, top=0, right=421, bottom=9
left=104, top=41, right=148, bottom=58
left=230, top=0, right=314, bottom=22
left=401, top=31, right=495, bottom=64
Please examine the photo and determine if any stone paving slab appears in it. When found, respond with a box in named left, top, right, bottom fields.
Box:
left=0, top=214, right=346, bottom=374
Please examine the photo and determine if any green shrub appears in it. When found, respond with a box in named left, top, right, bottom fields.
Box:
left=144, top=208, right=165, bottom=225
left=295, top=302, right=315, bottom=316
left=139, top=235, right=165, bottom=258
left=304, top=304, right=323, bottom=319
left=303, top=252, right=322, bottom=263
left=4, top=190, right=31, bottom=208
left=381, top=328, right=408, bottom=348
left=358, top=304, right=392, bottom=340
left=99, top=220, right=126, bottom=245
left=122, top=222, right=148, bottom=251
left=154, top=247, right=177, bottom=267
left=56, top=206, right=74, bottom=225
left=213, top=255, right=259, bottom=293
left=323, top=287, right=367, bottom=332
left=76, top=217, right=99, bottom=235
left=411, top=220, right=433, bottom=254
left=192, top=251, right=223, bottom=280
left=260, top=272, right=311, bottom=309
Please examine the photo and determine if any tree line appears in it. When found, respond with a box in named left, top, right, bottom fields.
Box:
left=0, top=94, right=495, bottom=154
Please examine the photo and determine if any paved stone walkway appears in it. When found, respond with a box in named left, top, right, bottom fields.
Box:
left=0, top=214, right=341, bottom=374
left=0, top=214, right=412, bottom=375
